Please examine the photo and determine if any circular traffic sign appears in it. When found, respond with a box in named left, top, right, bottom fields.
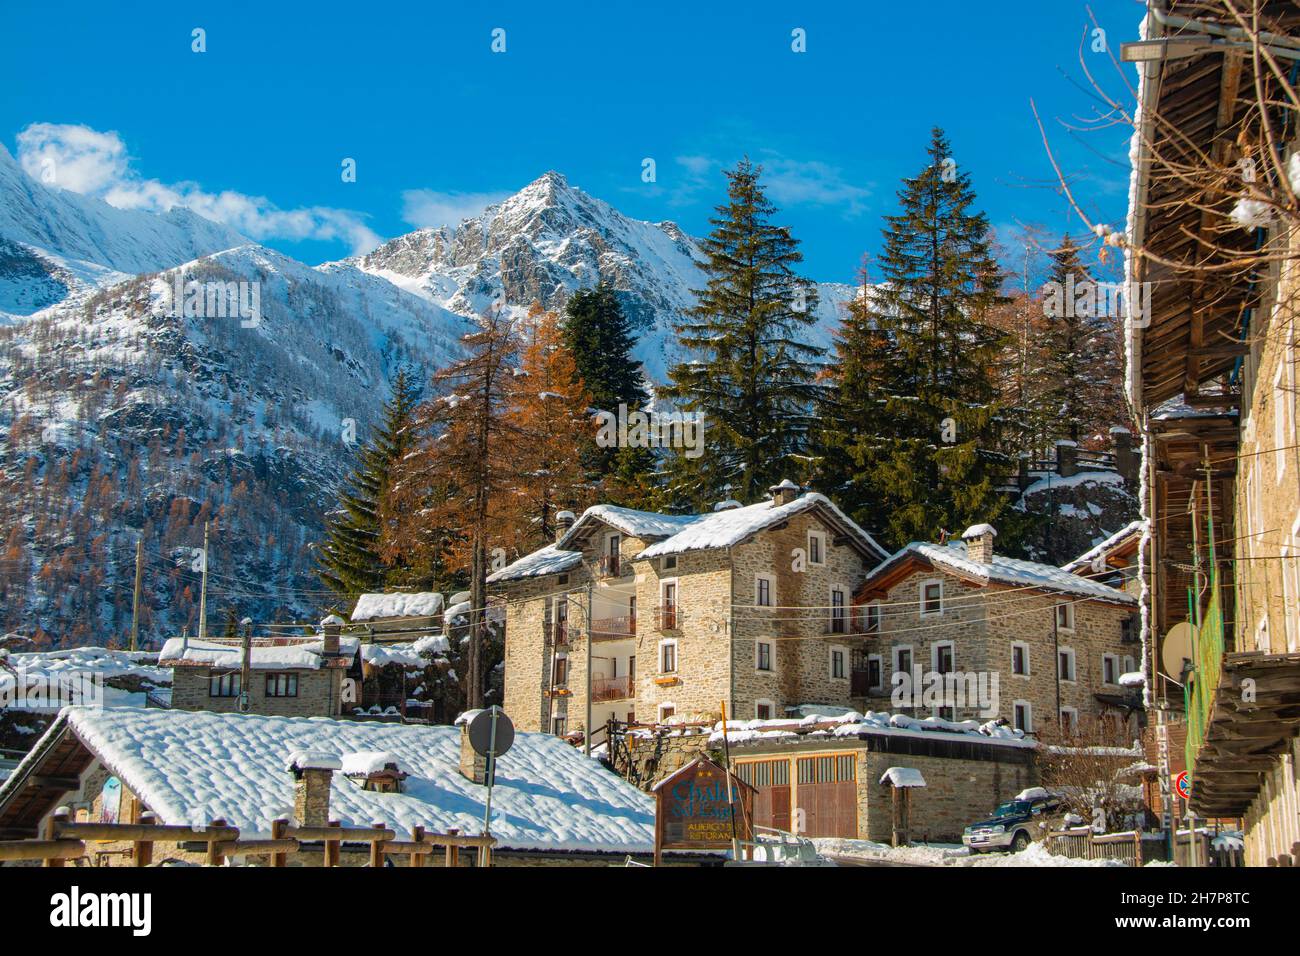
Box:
left=1174, top=771, right=1191, bottom=800
left=468, top=706, right=515, bottom=759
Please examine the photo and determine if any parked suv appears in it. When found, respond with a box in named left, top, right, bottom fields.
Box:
left=962, top=793, right=1061, bottom=853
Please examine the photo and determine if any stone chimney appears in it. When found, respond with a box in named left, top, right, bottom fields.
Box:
left=555, top=510, right=576, bottom=543
left=768, top=479, right=801, bottom=507
left=962, top=524, right=997, bottom=564
left=286, top=751, right=340, bottom=828
left=457, top=713, right=487, bottom=784
left=713, top=499, right=742, bottom=512
left=1111, top=426, right=1137, bottom=484
left=320, top=614, right=344, bottom=657
left=1054, top=440, right=1078, bottom=478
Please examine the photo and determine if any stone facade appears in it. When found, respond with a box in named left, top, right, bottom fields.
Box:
left=855, top=566, right=1140, bottom=737
left=169, top=665, right=345, bottom=717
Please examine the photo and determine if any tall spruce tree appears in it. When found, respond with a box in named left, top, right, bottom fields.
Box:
left=317, top=367, right=421, bottom=601
left=1040, top=236, right=1116, bottom=445
left=562, top=284, right=647, bottom=413
left=662, top=158, right=821, bottom=506
left=813, top=128, right=1013, bottom=549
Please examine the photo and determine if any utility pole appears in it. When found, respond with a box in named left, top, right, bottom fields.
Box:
left=197, top=521, right=210, bottom=641
left=129, top=538, right=144, bottom=652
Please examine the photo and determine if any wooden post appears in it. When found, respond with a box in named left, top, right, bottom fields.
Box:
left=271, top=818, right=288, bottom=868
left=445, top=827, right=459, bottom=868
left=133, top=811, right=155, bottom=867
left=44, top=809, right=69, bottom=868
left=206, top=818, right=226, bottom=867
left=890, top=788, right=910, bottom=848
left=369, top=820, right=385, bottom=868
left=325, top=820, right=341, bottom=867
left=410, top=826, right=425, bottom=869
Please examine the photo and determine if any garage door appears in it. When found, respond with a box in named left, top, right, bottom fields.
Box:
left=735, top=758, right=791, bottom=833
left=796, top=754, right=858, bottom=838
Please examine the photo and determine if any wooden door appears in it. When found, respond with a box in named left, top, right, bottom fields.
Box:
left=795, top=754, right=858, bottom=838
left=736, top=759, right=792, bottom=834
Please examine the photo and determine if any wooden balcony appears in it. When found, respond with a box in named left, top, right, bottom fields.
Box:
left=598, top=554, right=626, bottom=578
left=659, top=608, right=678, bottom=631
left=591, top=615, right=636, bottom=641
left=544, top=621, right=570, bottom=647
left=592, top=675, right=633, bottom=702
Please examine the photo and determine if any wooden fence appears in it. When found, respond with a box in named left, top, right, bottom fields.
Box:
left=0, top=809, right=495, bottom=867
left=1046, top=828, right=1245, bottom=867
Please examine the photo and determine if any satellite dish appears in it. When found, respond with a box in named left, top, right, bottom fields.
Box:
left=1161, top=622, right=1197, bottom=678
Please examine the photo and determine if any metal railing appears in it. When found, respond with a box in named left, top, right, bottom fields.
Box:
left=659, top=607, right=678, bottom=631
left=591, top=615, right=636, bottom=639
left=544, top=621, right=570, bottom=647
left=598, top=554, right=624, bottom=578
left=592, top=675, right=633, bottom=702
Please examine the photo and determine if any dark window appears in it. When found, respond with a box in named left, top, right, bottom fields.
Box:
left=922, top=582, right=942, bottom=614
left=1012, top=645, right=1028, bottom=675
left=867, top=657, right=882, bottom=690
left=1059, top=650, right=1075, bottom=681
left=553, top=656, right=568, bottom=685
left=1014, top=703, right=1031, bottom=733
left=831, top=649, right=845, bottom=679
left=756, top=702, right=772, bottom=720
left=864, top=604, right=881, bottom=633
left=265, top=673, right=298, bottom=697
left=756, top=641, right=772, bottom=671
left=660, top=642, right=677, bottom=673
left=809, top=535, right=822, bottom=564
left=895, top=647, right=912, bottom=675
left=757, top=577, right=772, bottom=607
left=552, top=717, right=567, bottom=736
left=208, top=672, right=240, bottom=698
left=663, top=555, right=677, bottom=570
left=1103, top=656, right=1117, bottom=684
left=934, top=643, right=954, bottom=674
left=831, top=589, right=846, bottom=633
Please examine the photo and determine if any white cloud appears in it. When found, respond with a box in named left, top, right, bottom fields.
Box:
left=666, top=150, right=870, bottom=217
left=401, top=188, right=510, bottom=228
left=16, top=122, right=382, bottom=255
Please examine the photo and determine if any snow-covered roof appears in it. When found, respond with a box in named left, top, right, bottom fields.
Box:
left=961, top=523, right=997, bottom=539
left=711, top=710, right=1034, bottom=750
left=558, top=504, right=703, bottom=548
left=45, top=706, right=658, bottom=853
left=0, top=647, right=170, bottom=711
left=865, top=540, right=1137, bottom=605
left=158, top=636, right=360, bottom=670
left=351, top=592, right=444, bottom=622
left=486, top=543, right=584, bottom=584
left=880, top=767, right=926, bottom=788
left=359, top=634, right=450, bottom=668
left=638, top=493, right=888, bottom=561
left=1061, top=520, right=1146, bottom=573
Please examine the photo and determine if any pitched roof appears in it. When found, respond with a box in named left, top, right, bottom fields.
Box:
left=557, top=504, right=704, bottom=548
left=638, top=493, right=889, bottom=561
left=1061, top=520, right=1146, bottom=574
left=158, top=636, right=360, bottom=670
left=350, top=592, right=444, bottom=622
left=864, top=540, right=1137, bottom=605
left=485, top=543, right=583, bottom=584
left=4, top=706, right=658, bottom=854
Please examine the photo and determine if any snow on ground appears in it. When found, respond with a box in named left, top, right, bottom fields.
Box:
left=813, top=838, right=1124, bottom=867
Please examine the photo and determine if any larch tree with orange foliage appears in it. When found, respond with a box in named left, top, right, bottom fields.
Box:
left=502, top=306, right=596, bottom=552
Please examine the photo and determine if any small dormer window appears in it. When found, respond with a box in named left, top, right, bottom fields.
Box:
left=663, top=555, right=677, bottom=571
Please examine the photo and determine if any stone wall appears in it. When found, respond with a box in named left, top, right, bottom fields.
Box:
left=170, top=666, right=343, bottom=717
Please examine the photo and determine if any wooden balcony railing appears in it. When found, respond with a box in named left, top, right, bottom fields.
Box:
left=544, top=621, right=570, bottom=647
left=598, top=554, right=625, bottom=578
left=592, top=675, right=633, bottom=702
left=591, top=615, right=636, bottom=640
left=659, top=607, right=678, bottom=631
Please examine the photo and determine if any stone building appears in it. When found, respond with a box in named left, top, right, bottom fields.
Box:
left=159, top=616, right=360, bottom=718
left=489, top=483, right=890, bottom=738
left=726, top=712, right=1038, bottom=843
left=853, top=524, right=1142, bottom=738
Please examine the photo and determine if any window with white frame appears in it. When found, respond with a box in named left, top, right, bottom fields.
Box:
left=658, top=638, right=678, bottom=674
left=808, top=530, right=826, bottom=565
left=829, top=646, right=848, bottom=680
left=755, top=699, right=775, bottom=720
left=920, top=579, right=943, bottom=616
left=932, top=641, right=955, bottom=675
left=660, top=579, right=678, bottom=630
left=755, top=640, right=773, bottom=673
left=658, top=702, right=676, bottom=722
left=1102, top=653, right=1119, bottom=685
left=755, top=573, right=774, bottom=608
left=893, top=645, right=913, bottom=678
left=1122, top=655, right=1136, bottom=676
left=867, top=654, right=883, bottom=692
left=1013, top=700, right=1033, bottom=734
left=1059, top=707, right=1078, bottom=735
left=830, top=586, right=847, bottom=634
left=1058, top=647, right=1076, bottom=682
left=1055, top=602, right=1075, bottom=632
left=1011, top=642, right=1030, bottom=676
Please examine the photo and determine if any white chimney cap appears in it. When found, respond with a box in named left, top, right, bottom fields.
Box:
left=713, top=499, right=743, bottom=511
left=770, top=479, right=800, bottom=491
left=555, top=510, right=576, bottom=522
left=320, top=614, right=346, bottom=628
left=961, top=523, right=997, bottom=540
left=286, top=749, right=342, bottom=773
left=1109, top=426, right=1131, bottom=435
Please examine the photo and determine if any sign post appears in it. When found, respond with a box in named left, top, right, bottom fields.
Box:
left=652, top=757, right=754, bottom=866
left=468, top=706, right=515, bottom=864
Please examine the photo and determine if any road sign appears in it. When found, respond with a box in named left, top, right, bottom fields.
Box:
left=468, top=706, right=515, bottom=758
left=1174, top=771, right=1191, bottom=800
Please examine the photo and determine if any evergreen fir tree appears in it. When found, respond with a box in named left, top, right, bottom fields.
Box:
left=316, top=367, right=421, bottom=601
left=813, top=128, right=1014, bottom=549
left=561, top=284, right=647, bottom=412
left=1040, top=236, right=1117, bottom=445
left=662, top=158, right=821, bottom=506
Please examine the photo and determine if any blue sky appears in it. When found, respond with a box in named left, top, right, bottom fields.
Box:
left=1, top=0, right=1143, bottom=284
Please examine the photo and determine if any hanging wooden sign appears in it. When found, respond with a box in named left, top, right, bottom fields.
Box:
left=652, top=757, right=754, bottom=863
